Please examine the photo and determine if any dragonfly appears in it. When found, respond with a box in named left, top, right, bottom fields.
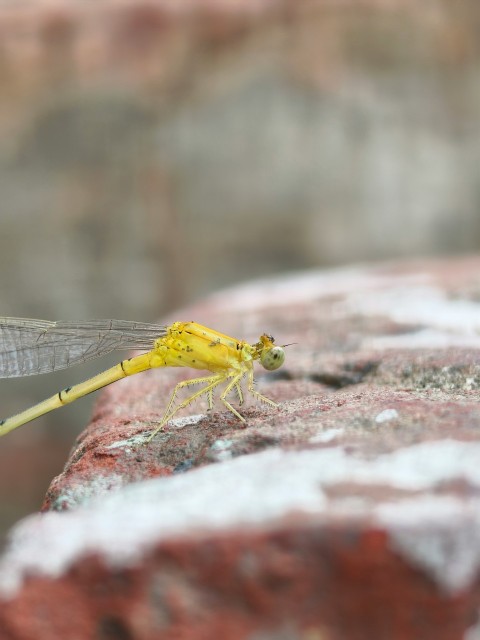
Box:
left=0, top=319, right=286, bottom=442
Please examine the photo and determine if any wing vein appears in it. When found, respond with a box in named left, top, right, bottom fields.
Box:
left=0, top=318, right=167, bottom=378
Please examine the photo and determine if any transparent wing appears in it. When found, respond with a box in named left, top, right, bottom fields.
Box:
left=0, top=318, right=167, bottom=378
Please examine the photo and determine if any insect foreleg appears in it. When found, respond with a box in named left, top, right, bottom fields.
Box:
left=247, top=368, right=277, bottom=407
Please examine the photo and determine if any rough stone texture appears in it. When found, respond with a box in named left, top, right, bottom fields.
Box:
left=1, top=258, right=480, bottom=638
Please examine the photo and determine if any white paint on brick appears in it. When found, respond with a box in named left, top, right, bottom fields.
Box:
left=105, top=435, right=151, bottom=450
left=365, top=328, right=480, bottom=350
left=309, top=428, right=345, bottom=443
left=210, top=439, right=234, bottom=461
left=374, top=409, right=399, bottom=423
left=340, top=283, right=480, bottom=350
left=50, top=474, right=125, bottom=511
left=376, top=496, right=480, bottom=594
left=168, top=414, right=205, bottom=428
left=208, top=268, right=428, bottom=312
left=1, top=439, right=480, bottom=597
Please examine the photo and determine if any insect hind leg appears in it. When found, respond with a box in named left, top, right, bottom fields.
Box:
left=234, top=381, right=244, bottom=406
left=145, top=374, right=224, bottom=443
left=162, top=374, right=222, bottom=421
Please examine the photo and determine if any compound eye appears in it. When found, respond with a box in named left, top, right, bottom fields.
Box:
left=260, top=346, right=285, bottom=371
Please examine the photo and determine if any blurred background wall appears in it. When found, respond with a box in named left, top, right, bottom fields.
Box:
left=0, top=0, right=479, bottom=534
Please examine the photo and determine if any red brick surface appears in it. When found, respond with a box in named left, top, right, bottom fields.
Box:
left=1, top=259, right=480, bottom=638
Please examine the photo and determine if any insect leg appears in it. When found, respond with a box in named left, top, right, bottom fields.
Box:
left=247, top=368, right=278, bottom=407
left=234, top=381, right=244, bottom=406
left=161, top=374, right=220, bottom=423
left=146, top=374, right=225, bottom=443
left=206, top=388, right=214, bottom=411
left=220, top=372, right=246, bottom=422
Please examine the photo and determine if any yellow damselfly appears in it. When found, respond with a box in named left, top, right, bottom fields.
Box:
left=0, top=319, right=285, bottom=442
